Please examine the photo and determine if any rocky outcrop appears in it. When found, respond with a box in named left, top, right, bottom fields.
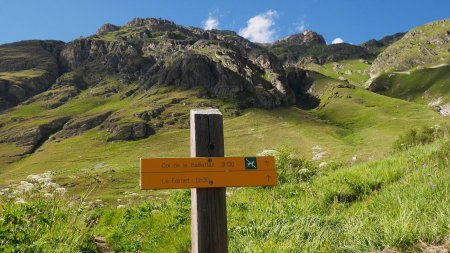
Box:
left=53, top=71, right=87, bottom=89
left=370, top=19, right=450, bottom=77
left=104, top=120, right=155, bottom=142
left=134, top=106, right=165, bottom=121
left=361, top=32, right=405, bottom=54
left=0, top=40, right=65, bottom=111
left=23, top=86, right=80, bottom=109
left=269, top=30, right=370, bottom=65
left=142, top=50, right=291, bottom=108
left=1, top=18, right=327, bottom=116
left=57, top=18, right=299, bottom=108
left=3, top=117, right=70, bottom=155
left=96, top=23, right=120, bottom=35
left=57, top=111, right=112, bottom=138
left=273, top=30, right=326, bottom=46
left=21, top=71, right=86, bottom=109
left=59, top=39, right=155, bottom=76
left=286, top=68, right=320, bottom=109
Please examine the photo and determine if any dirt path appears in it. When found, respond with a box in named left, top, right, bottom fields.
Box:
left=428, top=63, right=449, bottom=69
left=94, top=236, right=114, bottom=253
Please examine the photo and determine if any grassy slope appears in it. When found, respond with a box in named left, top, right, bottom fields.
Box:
left=370, top=64, right=450, bottom=105
left=305, top=59, right=371, bottom=86
left=0, top=78, right=446, bottom=201
left=226, top=139, right=449, bottom=252
left=2, top=137, right=447, bottom=252
left=0, top=69, right=47, bottom=83
left=370, top=19, right=450, bottom=76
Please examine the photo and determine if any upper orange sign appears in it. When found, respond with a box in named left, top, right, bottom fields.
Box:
left=140, top=156, right=277, bottom=190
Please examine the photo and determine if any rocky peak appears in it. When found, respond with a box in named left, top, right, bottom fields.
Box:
left=360, top=32, right=405, bottom=53
left=96, top=23, right=120, bottom=35
left=370, top=19, right=450, bottom=77
left=125, top=18, right=177, bottom=31
left=273, top=30, right=326, bottom=46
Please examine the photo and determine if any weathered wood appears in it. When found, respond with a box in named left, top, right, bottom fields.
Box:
left=190, top=109, right=228, bottom=253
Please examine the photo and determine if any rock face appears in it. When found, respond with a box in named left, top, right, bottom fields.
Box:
left=370, top=19, right=450, bottom=77
left=134, top=106, right=165, bottom=121
left=0, top=40, right=64, bottom=111
left=57, top=111, right=113, bottom=138
left=273, top=30, right=326, bottom=46
left=3, top=117, right=70, bottom=155
left=104, top=121, right=155, bottom=142
left=286, top=68, right=320, bottom=109
left=96, top=23, right=120, bottom=35
left=56, top=18, right=300, bottom=108
left=270, top=30, right=371, bottom=65
left=0, top=18, right=340, bottom=113
left=361, top=32, right=405, bottom=54
left=0, top=17, right=351, bottom=146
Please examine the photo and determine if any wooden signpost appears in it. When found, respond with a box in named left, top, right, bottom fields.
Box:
left=140, top=109, right=278, bottom=253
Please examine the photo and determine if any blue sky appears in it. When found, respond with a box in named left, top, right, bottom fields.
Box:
left=0, top=0, right=449, bottom=45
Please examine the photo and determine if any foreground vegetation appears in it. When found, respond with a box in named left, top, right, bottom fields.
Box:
left=1, top=136, right=448, bottom=252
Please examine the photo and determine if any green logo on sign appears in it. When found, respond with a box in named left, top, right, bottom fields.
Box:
left=245, top=157, right=257, bottom=170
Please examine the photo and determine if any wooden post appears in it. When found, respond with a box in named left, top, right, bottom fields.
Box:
left=190, top=109, right=228, bottom=253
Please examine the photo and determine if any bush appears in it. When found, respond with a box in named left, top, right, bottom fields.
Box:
left=0, top=196, right=99, bottom=253
left=276, top=148, right=320, bottom=184
left=393, top=125, right=447, bottom=151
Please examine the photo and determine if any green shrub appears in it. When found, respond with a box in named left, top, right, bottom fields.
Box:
left=0, top=196, right=99, bottom=253
left=276, top=148, right=320, bottom=184
left=393, top=125, right=447, bottom=151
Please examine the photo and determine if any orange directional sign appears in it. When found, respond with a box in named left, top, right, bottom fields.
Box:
left=140, top=156, right=277, bottom=190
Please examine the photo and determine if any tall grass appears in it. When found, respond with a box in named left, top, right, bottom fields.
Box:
left=0, top=194, right=99, bottom=252
left=1, top=140, right=448, bottom=252
left=228, top=139, right=449, bottom=252
left=393, top=124, right=448, bottom=151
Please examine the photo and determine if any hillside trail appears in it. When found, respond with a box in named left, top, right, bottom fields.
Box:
left=94, top=236, right=114, bottom=253
left=428, top=63, right=449, bottom=69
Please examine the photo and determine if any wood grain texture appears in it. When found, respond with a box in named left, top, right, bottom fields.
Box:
left=190, top=109, right=228, bottom=253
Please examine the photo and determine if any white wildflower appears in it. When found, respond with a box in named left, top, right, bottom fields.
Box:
left=319, top=162, right=327, bottom=168
left=15, top=198, right=26, bottom=204
left=16, top=181, right=34, bottom=193
left=26, top=174, right=42, bottom=183
left=117, top=205, right=126, bottom=209
left=55, top=187, right=66, bottom=195
left=312, top=152, right=326, bottom=161
left=26, top=172, right=52, bottom=185
left=43, top=182, right=59, bottom=189
left=43, top=193, right=53, bottom=198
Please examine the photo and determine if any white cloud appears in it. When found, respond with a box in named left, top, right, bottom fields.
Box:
left=297, top=21, right=307, bottom=32
left=239, top=10, right=278, bottom=43
left=203, top=14, right=219, bottom=30
left=332, top=37, right=344, bottom=44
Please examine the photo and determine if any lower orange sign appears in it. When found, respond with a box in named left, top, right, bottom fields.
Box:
left=140, top=156, right=277, bottom=190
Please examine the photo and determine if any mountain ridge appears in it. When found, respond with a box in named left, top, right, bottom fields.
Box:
left=0, top=17, right=448, bottom=167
